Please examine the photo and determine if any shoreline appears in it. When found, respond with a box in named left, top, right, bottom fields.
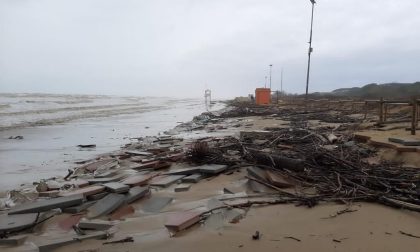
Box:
left=0, top=99, right=226, bottom=191
left=1, top=101, right=420, bottom=252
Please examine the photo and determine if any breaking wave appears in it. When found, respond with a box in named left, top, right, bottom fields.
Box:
left=0, top=93, right=177, bottom=131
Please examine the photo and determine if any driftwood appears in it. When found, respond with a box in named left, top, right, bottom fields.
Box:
left=246, top=148, right=304, bottom=172
left=187, top=105, right=420, bottom=213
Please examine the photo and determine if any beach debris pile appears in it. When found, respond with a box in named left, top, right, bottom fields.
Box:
left=0, top=134, right=238, bottom=249
left=185, top=126, right=420, bottom=212
left=217, top=101, right=360, bottom=124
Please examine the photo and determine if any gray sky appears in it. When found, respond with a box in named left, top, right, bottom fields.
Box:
left=1, top=0, right=419, bottom=98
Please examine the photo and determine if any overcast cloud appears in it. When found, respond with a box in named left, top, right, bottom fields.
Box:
left=1, top=0, right=419, bottom=98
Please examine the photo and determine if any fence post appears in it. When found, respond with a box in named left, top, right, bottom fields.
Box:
left=379, top=97, right=384, bottom=124
left=412, top=97, right=417, bottom=135
left=364, top=101, right=368, bottom=120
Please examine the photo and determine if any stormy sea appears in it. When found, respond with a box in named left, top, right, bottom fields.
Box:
left=0, top=93, right=223, bottom=190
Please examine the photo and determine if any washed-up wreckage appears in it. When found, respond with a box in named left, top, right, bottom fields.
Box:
left=1, top=102, right=420, bottom=250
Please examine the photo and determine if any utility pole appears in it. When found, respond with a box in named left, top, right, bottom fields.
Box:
left=281, top=67, right=284, bottom=95
left=269, top=64, right=273, bottom=89
left=305, top=0, right=316, bottom=102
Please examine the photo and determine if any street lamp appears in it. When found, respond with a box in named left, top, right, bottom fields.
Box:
left=269, top=64, right=273, bottom=89
left=305, top=0, right=316, bottom=102
left=281, top=67, right=284, bottom=94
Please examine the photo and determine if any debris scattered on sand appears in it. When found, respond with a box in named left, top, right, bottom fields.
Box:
left=103, top=236, right=134, bottom=245
left=77, top=144, right=97, bottom=148
left=399, top=230, right=420, bottom=239
left=284, top=236, right=301, bottom=242
left=252, top=231, right=261, bottom=240
left=2, top=100, right=420, bottom=251
left=8, top=135, right=24, bottom=140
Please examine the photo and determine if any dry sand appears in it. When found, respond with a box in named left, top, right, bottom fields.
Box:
left=12, top=170, right=420, bottom=252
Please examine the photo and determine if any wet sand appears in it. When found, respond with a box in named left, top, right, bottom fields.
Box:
left=0, top=100, right=224, bottom=191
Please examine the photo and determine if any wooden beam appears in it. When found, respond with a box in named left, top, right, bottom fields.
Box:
left=379, top=97, right=384, bottom=124
left=412, top=97, right=417, bottom=135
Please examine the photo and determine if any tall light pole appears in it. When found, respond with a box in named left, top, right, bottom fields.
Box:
left=305, top=0, right=316, bottom=102
left=281, top=67, right=284, bottom=94
left=269, top=64, right=273, bottom=89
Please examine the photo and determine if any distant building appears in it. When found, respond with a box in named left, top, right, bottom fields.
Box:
left=255, top=88, right=271, bottom=105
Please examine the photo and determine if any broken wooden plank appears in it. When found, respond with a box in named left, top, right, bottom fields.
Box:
left=247, top=166, right=269, bottom=181
left=125, top=150, right=153, bottom=156
left=150, top=175, right=185, bottom=187
left=141, top=197, right=173, bottom=213
left=223, top=186, right=244, bottom=194
left=77, top=144, right=96, bottom=148
left=124, top=186, right=150, bottom=204
left=80, top=159, right=118, bottom=173
left=78, top=220, right=114, bottom=230
left=38, top=190, right=60, bottom=198
left=0, top=213, right=38, bottom=233
left=395, top=146, right=419, bottom=152
left=59, top=185, right=105, bottom=197
left=198, top=164, right=227, bottom=174
left=164, top=153, right=185, bottom=162
left=103, top=182, right=130, bottom=193
left=0, top=235, right=27, bottom=246
left=87, top=192, right=109, bottom=201
left=58, top=214, right=84, bottom=231
left=62, top=201, right=97, bottom=214
left=166, top=167, right=200, bottom=176
left=87, top=194, right=126, bottom=219
left=131, top=161, right=160, bottom=170
left=86, top=174, right=126, bottom=184
left=266, top=170, right=293, bottom=188
left=70, top=179, right=90, bottom=188
left=147, top=146, right=170, bottom=154
left=153, top=161, right=172, bottom=170
left=181, top=174, right=204, bottom=183
left=402, top=139, right=420, bottom=146
left=389, top=137, right=405, bottom=144
left=174, top=184, right=191, bottom=192
left=94, top=170, right=119, bottom=178
left=37, top=231, right=109, bottom=252
left=164, top=211, right=201, bottom=234
left=8, top=195, right=84, bottom=215
left=122, top=174, right=152, bottom=187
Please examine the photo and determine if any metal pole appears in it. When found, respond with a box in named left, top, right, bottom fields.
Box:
left=281, top=67, right=284, bottom=95
left=269, top=64, right=273, bottom=89
left=412, top=97, right=417, bottom=135
left=264, top=76, right=267, bottom=88
left=379, top=97, right=384, bottom=124
left=305, top=1, right=316, bottom=102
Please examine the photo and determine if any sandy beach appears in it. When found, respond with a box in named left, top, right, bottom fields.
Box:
left=1, top=100, right=420, bottom=251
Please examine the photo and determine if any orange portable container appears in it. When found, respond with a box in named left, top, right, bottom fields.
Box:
left=255, top=88, right=271, bottom=105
